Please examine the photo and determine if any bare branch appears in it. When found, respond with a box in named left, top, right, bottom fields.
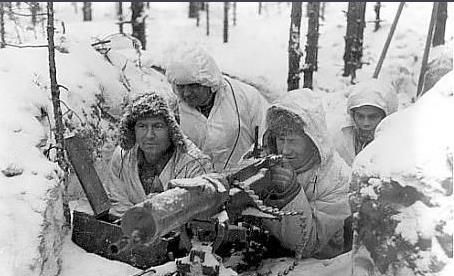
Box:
left=91, top=39, right=111, bottom=47
left=9, top=11, right=46, bottom=17
left=5, top=43, right=48, bottom=48
left=59, top=99, right=85, bottom=125
left=57, top=84, right=69, bottom=91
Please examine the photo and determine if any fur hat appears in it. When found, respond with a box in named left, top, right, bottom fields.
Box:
left=266, top=106, right=306, bottom=136
left=119, top=92, right=187, bottom=151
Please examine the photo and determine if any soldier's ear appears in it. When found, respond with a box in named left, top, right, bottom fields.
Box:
left=262, top=129, right=277, bottom=155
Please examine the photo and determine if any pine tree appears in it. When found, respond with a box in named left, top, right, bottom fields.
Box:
left=189, top=2, right=198, bottom=18
left=233, top=2, right=237, bottom=26
left=72, top=2, right=78, bottom=14
left=223, top=2, right=229, bottom=43
left=342, top=2, right=366, bottom=82
left=432, top=2, right=447, bottom=47
left=118, top=2, right=124, bottom=34
left=320, top=2, right=326, bottom=21
left=374, top=2, right=381, bottom=32
left=196, top=2, right=200, bottom=27
left=131, top=2, right=146, bottom=50
left=82, top=2, right=92, bottom=21
left=46, top=1, right=70, bottom=226
left=287, top=2, right=303, bottom=91
left=303, top=2, right=320, bottom=89
left=30, top=2, right=40, bottom=26
left=206, top=2, right=209, bottom=36
left=0, top=2, right=5, bottom=48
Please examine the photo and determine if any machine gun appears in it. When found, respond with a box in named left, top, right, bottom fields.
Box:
left=65, top=135, right=295, bottom=273
left=107, top=153, right=294, bottom=275
left=109, top=154, right=285, bottom=256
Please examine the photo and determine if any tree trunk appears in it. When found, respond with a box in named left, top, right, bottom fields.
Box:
left=189, top=2, right=198, bottom=18
left=82, top=2, right=92, bottom=21
left=374, top=2, right=381, bottom=32
left=342, top=2, right=366, bottom=82
left=0, top=2, right=5, bottom=48
left=320, top=2, right=326, bottom=21
left=206, top=2, right=209, bottom=36
left=196, top=2, right=200, bottom=27
left=432, top=2, right=447, bottom=47
left=287, top=2, right=303, bottom=91
left=30, top=2, right=39, bottom=26
left=7, top=2, right=14, bottom=20
left=46, top=1, right=70, bottom=226
left=417, top=2, right=439, bottom=97
left=72, top=2, right=78, bottom=14
left=118, top=2, right=123, bottom=34
left=233, top=2, right=237, bottom=26
left=303, top=2, right=320, bottom=90
left=131, top=2, right=146, bottom=50
left=258, top=2, right=262, bottom=15
left=223, top=2, right=229, bottom=43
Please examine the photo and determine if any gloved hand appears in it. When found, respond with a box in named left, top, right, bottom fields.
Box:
left=263, top=164, right=301, bottom=209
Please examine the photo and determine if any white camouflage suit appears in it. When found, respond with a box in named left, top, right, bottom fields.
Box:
left=263, top=90, right=352, bottom=259
left=166, top=47, right=269, bottom=171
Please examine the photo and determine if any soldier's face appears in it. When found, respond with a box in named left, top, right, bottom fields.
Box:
left=275, top=131, right=316, bottom=170
left=352, top=105, right=386, bottom=132
left=134, top=116, right=172, bottom=158
left=174, top=83, right=212, bottom=108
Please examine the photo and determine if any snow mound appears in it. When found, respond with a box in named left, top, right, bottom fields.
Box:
left=0, top=49, right=66, bottom=276
left=351, top=71, right=453, bottom=276
left=354, top=71, right=453, bottom=195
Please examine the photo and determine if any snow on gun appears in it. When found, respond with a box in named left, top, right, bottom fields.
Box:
left=109, top=154, right=284, bottom=256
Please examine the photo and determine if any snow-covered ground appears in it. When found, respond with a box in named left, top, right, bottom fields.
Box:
left=0, top=2, right=452, bottom=276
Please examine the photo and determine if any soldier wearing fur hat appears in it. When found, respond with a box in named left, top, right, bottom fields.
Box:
left=105, top=92, right=214, bottom=217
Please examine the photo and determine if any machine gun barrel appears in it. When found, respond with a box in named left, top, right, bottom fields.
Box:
left=109, top=236, right=131, bottom=255
left=116, top=155, right=283, bottom=251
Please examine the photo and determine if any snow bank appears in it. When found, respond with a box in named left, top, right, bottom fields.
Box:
left=257, top=253, right=352, bottom=276
left=0, top=50, right=65, bottom=276
left=0, top=35, right=143, bottom=275
left=351, top=71, right=454, bottom=276
left=60, top=234, right=140, bottom=276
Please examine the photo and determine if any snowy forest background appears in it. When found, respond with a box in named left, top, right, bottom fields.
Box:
left=0, top=2, right=453, bottom=276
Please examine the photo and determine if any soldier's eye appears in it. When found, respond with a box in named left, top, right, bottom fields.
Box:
left=154, top=123, right=166, bottom=129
